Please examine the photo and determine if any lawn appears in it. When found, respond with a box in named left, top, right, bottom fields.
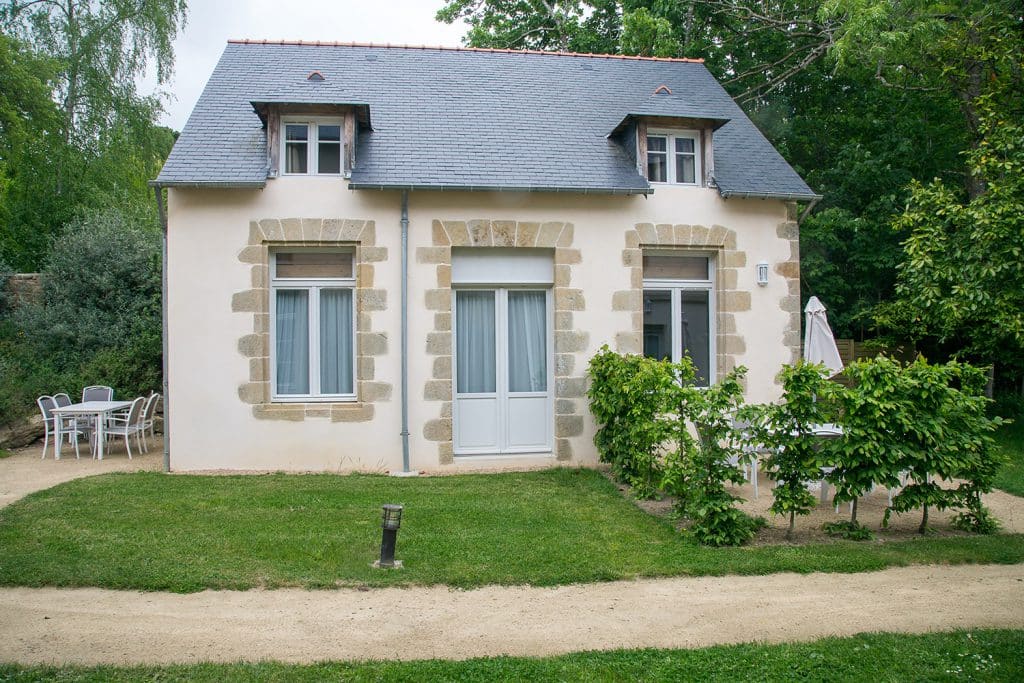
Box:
left=1, top=630, right=1021, bottom=681
left=995, top=419, right=1024, bottom=497
left=1, top=469, right=1023, bottom=592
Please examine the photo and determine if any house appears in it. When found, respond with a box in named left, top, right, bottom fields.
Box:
left=154, top=41, right=818, bottom=472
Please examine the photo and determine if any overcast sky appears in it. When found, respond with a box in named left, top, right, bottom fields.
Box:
left=143, top=1, right=468, bottom=130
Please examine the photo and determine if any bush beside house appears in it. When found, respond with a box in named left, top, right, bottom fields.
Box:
left=588, top=350, right=1006, bottom=544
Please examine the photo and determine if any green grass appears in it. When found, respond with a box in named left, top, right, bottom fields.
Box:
left=995, top=419, right=1024, bottom=497
left=1, top=630, right=1021, bottom=681
left=1, top=469, right=1023, bottom=592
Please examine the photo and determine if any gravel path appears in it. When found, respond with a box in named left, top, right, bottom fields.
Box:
left=1, top=564, right=1023, bottom=665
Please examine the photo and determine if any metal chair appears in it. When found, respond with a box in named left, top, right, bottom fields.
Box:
left=104, top=396, right=146, bottom=459
left=36, top=395, right=84, bottom=459
left=82, top=385, right=113, bottom=402
left=138, top=393, right=161, bottom=452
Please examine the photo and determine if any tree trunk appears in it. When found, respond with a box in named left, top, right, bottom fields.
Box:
left=850, top=497, right=858, bottom=526
left=919, top=504, right=929, bottom=534
left=787, top=511, right=795, bottom=540
left=955, top=28, right=986, bottom=200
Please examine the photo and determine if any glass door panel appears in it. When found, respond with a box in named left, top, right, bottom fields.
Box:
left=507, top=290, right=547, bottom=393
left=455, top=290, right=496, bottom=394
left=680, top=290, right=710, bottom=385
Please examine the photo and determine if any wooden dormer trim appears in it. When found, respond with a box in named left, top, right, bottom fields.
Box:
left=252, top=102, right=371, bottom=179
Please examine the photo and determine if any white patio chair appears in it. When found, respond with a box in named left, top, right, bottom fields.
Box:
left=140, top=393, right=161, bottom=446
left=82, top=385, right=113, bottom=402
left=37, top=395, right=85, bottom=459
left=138, top=393, right=161, bottom=453
left=731, top=418, right=762, bottom=499
left=103, top=396, right=146, bottom=459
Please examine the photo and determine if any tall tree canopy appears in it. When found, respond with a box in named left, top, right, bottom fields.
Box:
left=437, top=1, right=1021, bottom=351
left=0, top=0, right=185, bottom=269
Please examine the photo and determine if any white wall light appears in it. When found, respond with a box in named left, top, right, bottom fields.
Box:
left=756, top=261, right=770, bottom=286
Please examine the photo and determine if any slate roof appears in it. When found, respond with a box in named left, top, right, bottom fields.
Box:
left=157, top=41, right=818, bottom=200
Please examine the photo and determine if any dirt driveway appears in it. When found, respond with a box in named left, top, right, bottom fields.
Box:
left=1, top=564, right=1022, bottom=665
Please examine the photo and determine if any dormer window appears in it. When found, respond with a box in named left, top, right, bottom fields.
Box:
left=647, top=130, right=700, bottom=185
left=283, top=118, right=343, bottom=175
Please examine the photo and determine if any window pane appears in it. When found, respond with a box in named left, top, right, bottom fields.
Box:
left=317, top=124, right=341, bottom=142
left=275, top=290, right=310, bottom=395
left=676, top=154, right=696, bottom=184
left=647, top=152, right=667, bottom=182
left=508, top=291, right=547, bottom=392
left=642, top=290, right=672, bottom=361
left=456, top=290, right=496, bottom=394
left=643, top=254, right=709, bottom=280
left=318, top=142, right=341, bottom=174
left=320, top=289, right=353, bottom=394
left=285, top=124, right=308, bottom=141
left=648, top=136, right=667, bottom=152
left=276, top=252, right=353, bottom=279
left=681, top=290, right=711, bottom=386
left=285, top=142, right=307, bottom=173
left=675, top=137, right=695, bottom=154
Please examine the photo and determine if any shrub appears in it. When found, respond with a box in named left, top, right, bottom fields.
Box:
left=589, top=348, right=759, bottom=545
left=0, top=209, right=161, bottom=425
left=588, top=347, right=686, bottom=497
left=663, top=366, right=761, bottom=546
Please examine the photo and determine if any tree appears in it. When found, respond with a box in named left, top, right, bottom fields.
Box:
left=823, top=0, right=1024, bottom=199
left=755, top=361, right=838, bottom=540
left=436, top=0, right=620, bottom=53
left=891, top=109, right=1024, bottom=368
left=828, top=357, right=908, bottom=528
left=0, top=0, right=185, bottom=268
left=1, top=0, right=187, bottom=145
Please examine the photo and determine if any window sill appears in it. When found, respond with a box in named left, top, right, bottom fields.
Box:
left=252, top=401, right=374, bottom=423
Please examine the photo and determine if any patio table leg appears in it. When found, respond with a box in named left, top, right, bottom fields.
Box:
left=55, top=416, right=62, bottom=460
left=96, top=411, right=105, bottom=460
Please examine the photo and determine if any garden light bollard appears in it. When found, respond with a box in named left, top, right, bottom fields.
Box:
left=377, top=504, right=403, bottom=568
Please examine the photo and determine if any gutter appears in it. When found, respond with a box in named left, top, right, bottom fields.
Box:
left=152, top=183, right=171, bottom=473
left=718, top=189, right=823, bottom=202
left=150, top=180, right=266, bottom=189
left=349, top=182, right=651, bottom=196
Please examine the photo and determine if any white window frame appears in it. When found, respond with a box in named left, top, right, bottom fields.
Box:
left=646, top=129, right=702, bottom=186
left=642, top=250, right=716, bottom=386
left=269, top=248, right=357, bottom=402
left=281, top=117, right=344, bottom=176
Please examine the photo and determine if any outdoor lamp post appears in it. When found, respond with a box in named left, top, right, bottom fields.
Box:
left=377, top=503, right=404, bottom=568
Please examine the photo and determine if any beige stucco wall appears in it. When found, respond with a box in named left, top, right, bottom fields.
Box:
left=166, top=178, right=796, bottom=472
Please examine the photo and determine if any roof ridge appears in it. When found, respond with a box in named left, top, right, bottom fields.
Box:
left=225, top=39, right=704, bottom=64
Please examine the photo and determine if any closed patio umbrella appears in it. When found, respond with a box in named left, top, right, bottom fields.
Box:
left=803, top=296, right=844, bottom=377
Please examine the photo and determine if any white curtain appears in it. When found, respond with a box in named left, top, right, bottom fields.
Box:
left=508, top=290, right=547, bottom=392
left=320, top=289, right=353, bottom=394
left=275, top=290, right=309, bottom=394
left=456, top=290, right=496, bottom=394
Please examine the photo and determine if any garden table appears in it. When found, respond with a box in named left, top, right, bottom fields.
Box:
left=52, top=401, right=132, bottom=460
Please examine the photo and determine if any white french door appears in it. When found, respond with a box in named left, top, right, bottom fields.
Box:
left=453, top=287, right=553, bottom=455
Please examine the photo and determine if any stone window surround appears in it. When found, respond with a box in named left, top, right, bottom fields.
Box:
left=614, top=219, right=801, bottom=382
left=419, top=219, right=588, bottom=465
left=234, top=218, right=392, bottom=422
